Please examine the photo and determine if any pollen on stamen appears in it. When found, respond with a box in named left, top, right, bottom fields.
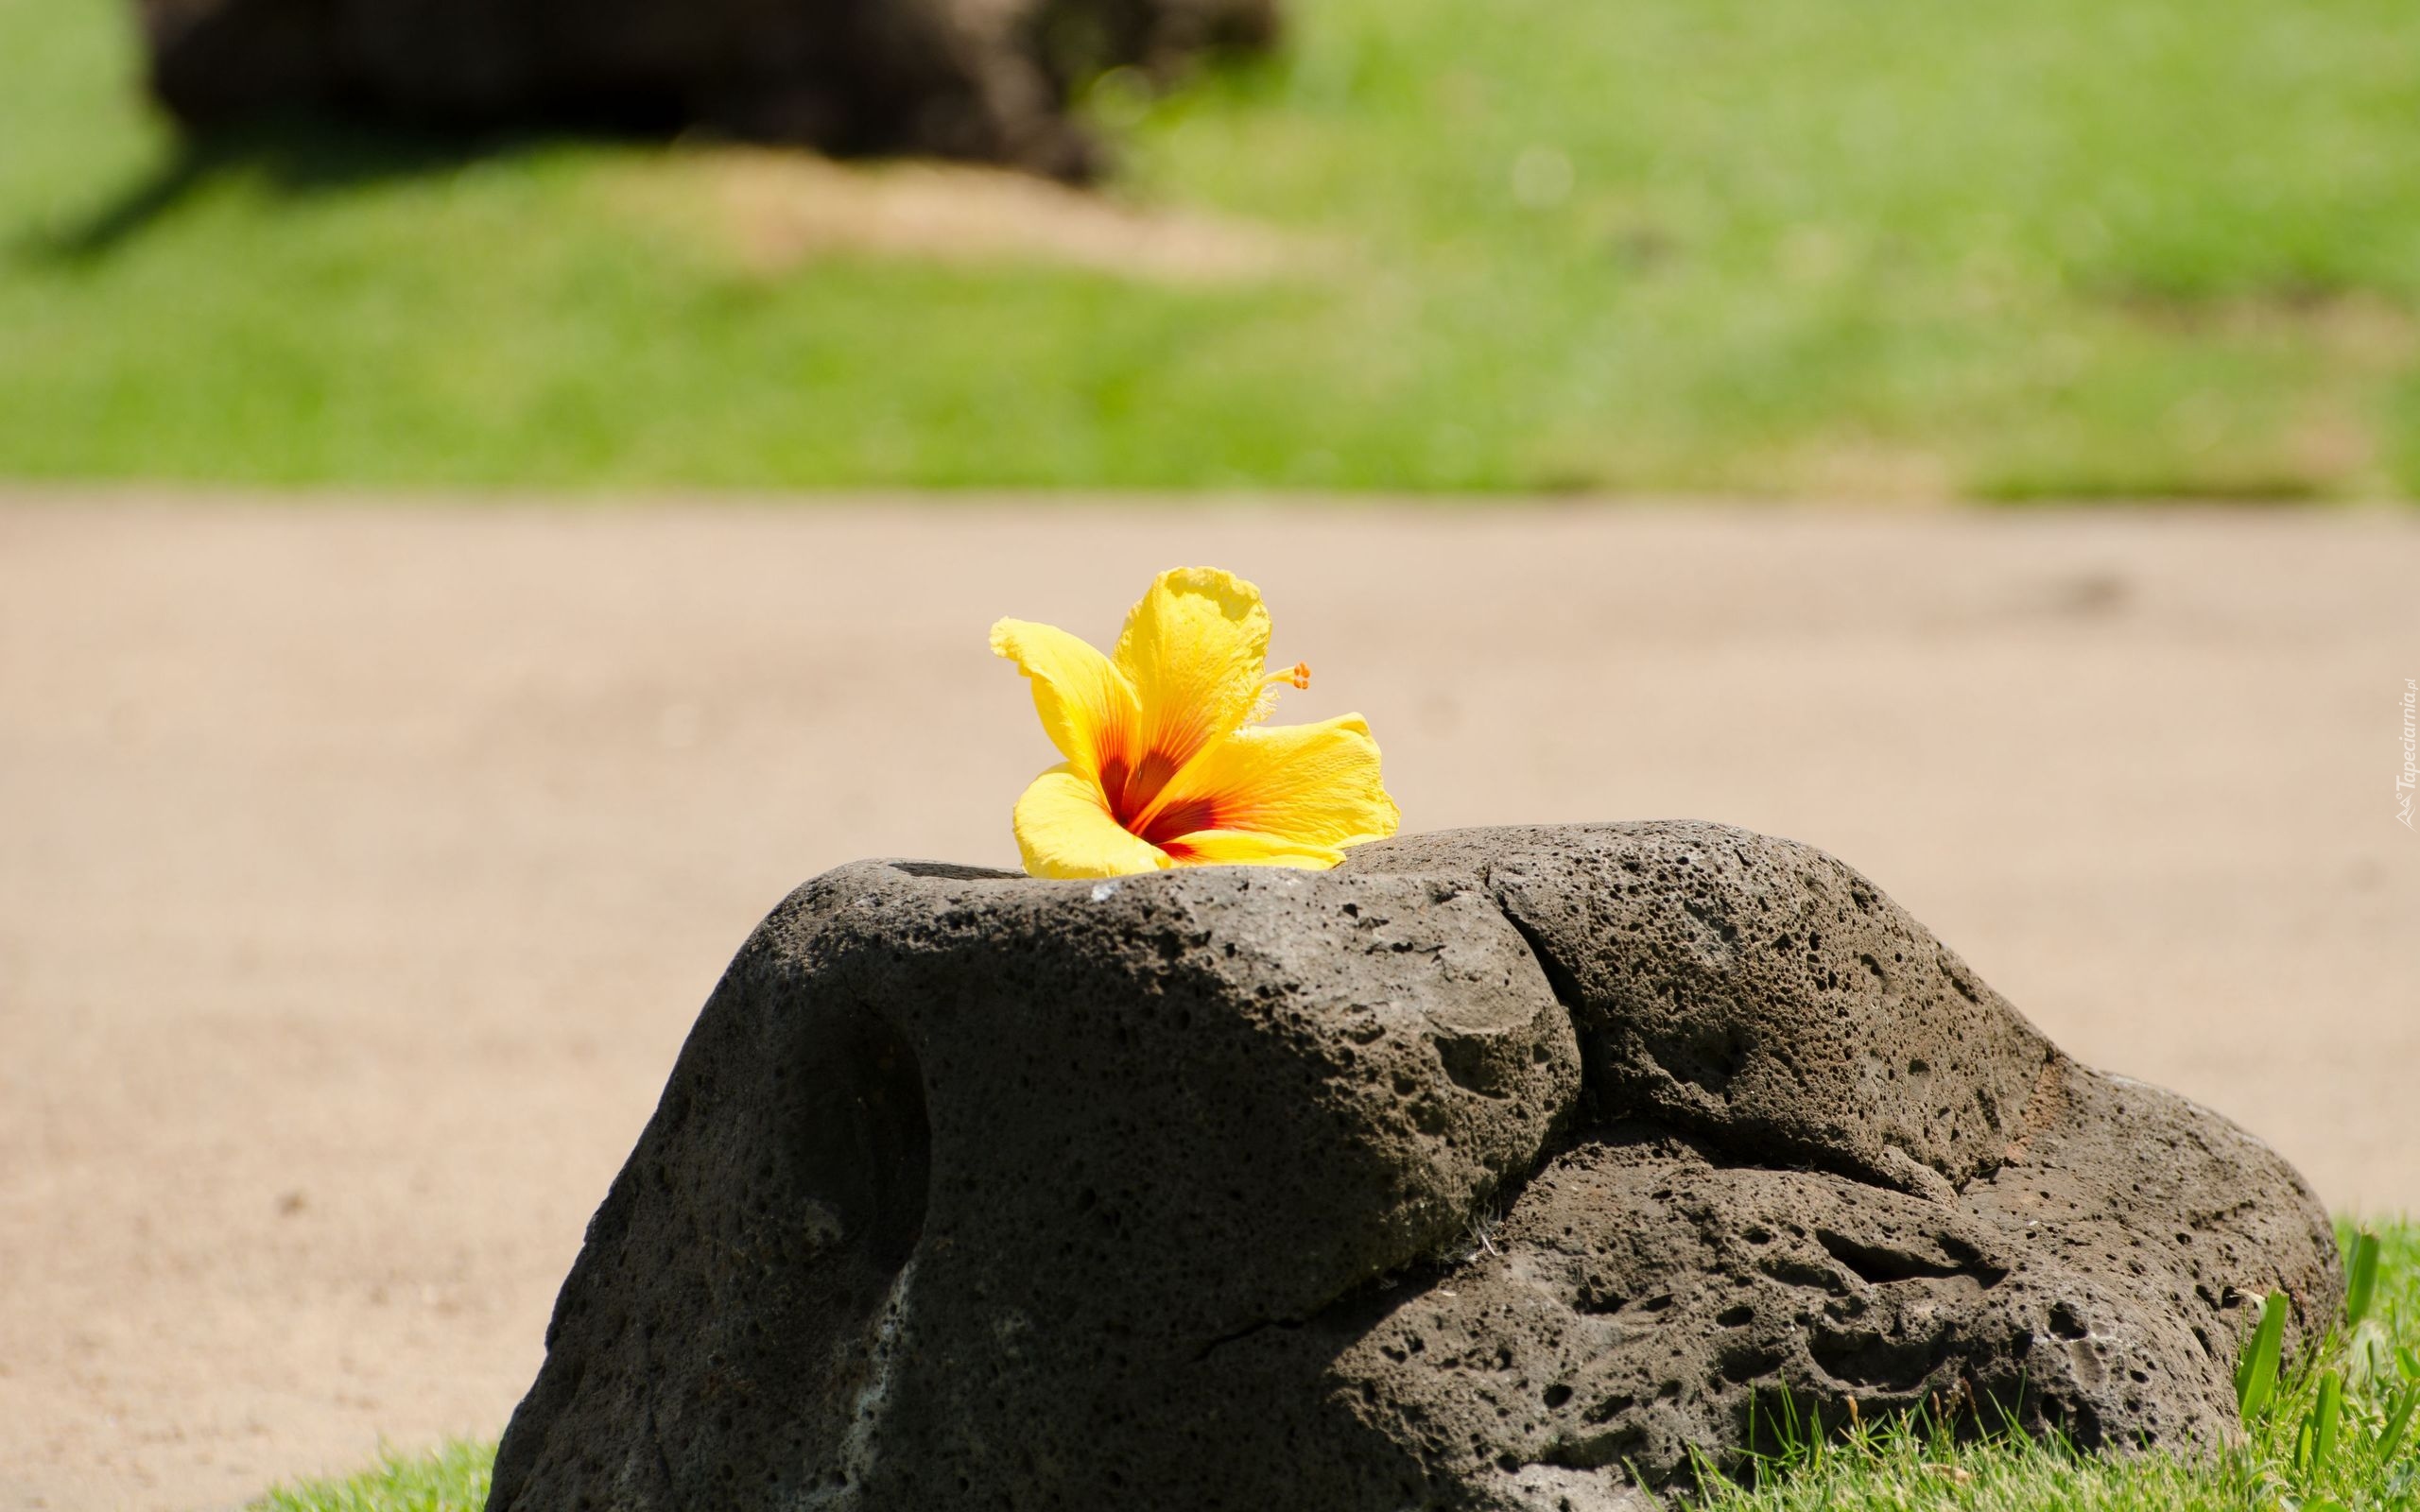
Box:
left=1266, top=661, right=1311, bottom=692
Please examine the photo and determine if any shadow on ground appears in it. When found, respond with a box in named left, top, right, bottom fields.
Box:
left=28, top=116, right=560, bottom=262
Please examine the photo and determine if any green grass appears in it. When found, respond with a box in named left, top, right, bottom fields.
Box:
left=263, top=1223, right=2418, bottom=1510
left=1701, top=1219, right=2420, bottom=1511
left=14, top=0, right=2420, bottom=495
left=254, top=1441, right=491, bottom=1512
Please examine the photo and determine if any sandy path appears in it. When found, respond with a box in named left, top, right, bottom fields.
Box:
left=2, top=495, right=2414, bottom=1511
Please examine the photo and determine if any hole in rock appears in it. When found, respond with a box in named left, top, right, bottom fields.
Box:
left=889, top=862, right=1019, bottom=880
left=1668, top=1024, right=1752, bottom=1095
left=1436, top=1035, right=1513, bottom=1098
left=1717, top=1340, right=1786, bottom=1384
left=1543, top=1422, right=1647, bottom=1469
left=1808, top=1323, right=1945, bottom=1392
left=1816, top=1229, right=2001, bottom=1287
left=789, top=1015, right=932, bottom=1275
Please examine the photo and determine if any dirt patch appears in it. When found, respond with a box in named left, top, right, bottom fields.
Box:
left=630, top=146, right=1317, bottom=284
left=2108, top=285, right=2417, bottom=356
left=2085, top=287, right=2420, bottom=498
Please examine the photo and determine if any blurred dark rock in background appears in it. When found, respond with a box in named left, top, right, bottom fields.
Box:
left=134, top=0, right=1278, bottom=178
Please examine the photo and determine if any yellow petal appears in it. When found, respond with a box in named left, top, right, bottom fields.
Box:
left=1138, top=713, right=1401, bottom=867
left=991, top=618, right=1138, bottom=779
left=1158, top=829, right=1346, bottom=869
left=1011, top=764, right=1172, bottom=879
left=1112, top=568, right=1274, bottom=779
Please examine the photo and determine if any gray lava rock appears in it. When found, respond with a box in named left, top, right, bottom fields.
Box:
left=488, top=823, right=2340, bottom=1512
left=137, top=0, right=1277, bottom=178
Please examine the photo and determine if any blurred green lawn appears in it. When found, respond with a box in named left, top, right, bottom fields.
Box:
left=7, top=0, right=2420, bottom=496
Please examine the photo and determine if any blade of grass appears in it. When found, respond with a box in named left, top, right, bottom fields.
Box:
left=2239, top=1290, right=2290, bottom=1421
left=2347, top=1230, right=2382, bottom=1330
left=2307, top=1367, right=2343, bottom=1477
left=2381, top=1381, right=2419, bottom=1464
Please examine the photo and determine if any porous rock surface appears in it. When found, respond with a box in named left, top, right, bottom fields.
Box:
left=137, top=0, right=1275, bottom=178
left=487, top=823, right=2340, bottom=1512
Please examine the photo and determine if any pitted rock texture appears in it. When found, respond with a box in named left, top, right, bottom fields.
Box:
left=488, top=823, right=2340, bottom=1512
left=1355, top=826, right=2052, bottom=1195
left=138, top=0, right=1276, bottom=178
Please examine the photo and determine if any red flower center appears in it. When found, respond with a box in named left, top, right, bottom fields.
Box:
left=1098, top=747, right=1222, bottom=847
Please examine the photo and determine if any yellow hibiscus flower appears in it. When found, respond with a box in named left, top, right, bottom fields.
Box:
left=992, top=567, right=1402, bottom=879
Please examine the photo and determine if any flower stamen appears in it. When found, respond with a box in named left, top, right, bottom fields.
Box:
left=1264, top=662, right=1311, bottom=692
